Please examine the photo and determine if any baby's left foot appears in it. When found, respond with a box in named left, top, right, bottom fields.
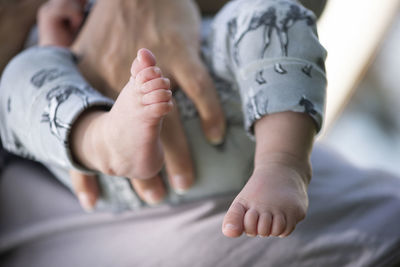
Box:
left=222, top=162, right=310, bottom=238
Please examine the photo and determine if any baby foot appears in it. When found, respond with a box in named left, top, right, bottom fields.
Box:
left=98, top=48, right=173, bottom=179
left=222, top=163, right=309, bottom=238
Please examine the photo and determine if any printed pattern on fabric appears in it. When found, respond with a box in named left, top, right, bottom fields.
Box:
left=42, top=85, right=89, bottom=145
left=31, top=68, right=70, bottom=88
left=0, top=46, right=114, bottom=170
left=227, top=1, right=315, bottom=66
left=209, top=0, right=327, bottom=135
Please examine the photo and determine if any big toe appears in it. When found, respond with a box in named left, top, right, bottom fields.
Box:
left=131, top=48, right=157, bottom=78
left=222, top=201, right=246, bottom=238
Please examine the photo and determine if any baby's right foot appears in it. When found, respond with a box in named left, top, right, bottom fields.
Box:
left=94, top=48, right=173, bottom=179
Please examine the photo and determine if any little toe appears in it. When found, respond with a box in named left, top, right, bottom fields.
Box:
left=131, top=48, right=157, bottom=78
left=257, top=212, right=273, bottom=237
left=142, top=89, right=172, bottom=105
left=244, top=209, right=259, bottom=237
left=222, top=201, right=246, bottom=238
left=280, top=216, right=296, bottom=237
left=270, top=212, right=286, bottom=237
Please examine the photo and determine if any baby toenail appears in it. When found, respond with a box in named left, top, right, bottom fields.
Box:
left=246, top=233, right=256, bottom=237
left=163, top=78, right=170, bottom=86
left=224, top=224, right=239, bottom=230
left=154, top=67, right=161, bottom=75
left=138, top=49, right=146, bottom=62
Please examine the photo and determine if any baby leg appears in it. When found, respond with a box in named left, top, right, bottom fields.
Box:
left=209, top=0, right=327, bottom=237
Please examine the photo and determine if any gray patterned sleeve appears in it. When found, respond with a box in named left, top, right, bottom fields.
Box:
left=0, top=46, right=114, bottom=172
left=210, top=0, right=327, bottom=134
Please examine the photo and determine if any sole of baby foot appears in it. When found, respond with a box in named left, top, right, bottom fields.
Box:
left=98, top=48, right=173, bottom=179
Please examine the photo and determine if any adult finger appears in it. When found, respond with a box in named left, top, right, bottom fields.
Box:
left=171, top=49, right=226, bottom=145
left=161, top=100, right=195, bottom=194
left=70, top=169, right=99, bottom=212
left=130, top=175, right=166, bottom=205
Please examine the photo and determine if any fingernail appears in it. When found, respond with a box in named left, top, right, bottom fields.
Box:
left=173, top=175, right=190, bottom=195
left=78, top=193, right=94, bottom=212
left=207, top=125, right=225, bottom=145
left=224, top=223, right=239, bottom=231
left=143, top=189, right=163, bottom=205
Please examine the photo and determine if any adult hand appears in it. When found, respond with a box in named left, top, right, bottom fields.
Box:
left=75, top=0, right=226, bottom=144
left=71, top=0, right=225, bottom=206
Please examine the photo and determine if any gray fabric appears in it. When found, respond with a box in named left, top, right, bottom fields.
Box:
left=1, top=145, right=399, bottom=267
left=209, top=0, right=327, bottom=133
left=0, top=46, right=114, bottom=172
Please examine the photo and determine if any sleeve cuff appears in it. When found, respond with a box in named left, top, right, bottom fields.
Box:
left=0, top=46, right=115, bottom=174
left=64, top=97, right=114, bottom=174
left=237, top=57, right=326, bottom=136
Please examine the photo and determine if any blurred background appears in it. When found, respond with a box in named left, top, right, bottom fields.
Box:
left=317, top=0, right=400, bottom=176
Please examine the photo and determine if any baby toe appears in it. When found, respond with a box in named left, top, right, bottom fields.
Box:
left=131, top=48, right=157, bottom=78
left=222, top=201, right=246, bottom=238
left=135, top=66, right=162, bottom=86
left=270, top=212, right=286, bottom=237
left=244, top=209, right=259, bottom=237
left=141, top=77, right=170, bottom=94
left=142, top=89, right=172, bottom=105
left=280, top=214, right=297, bottom=237
left=257, top=212, right=273, bottom=237
left=143, top=101, right=173, bottom=118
